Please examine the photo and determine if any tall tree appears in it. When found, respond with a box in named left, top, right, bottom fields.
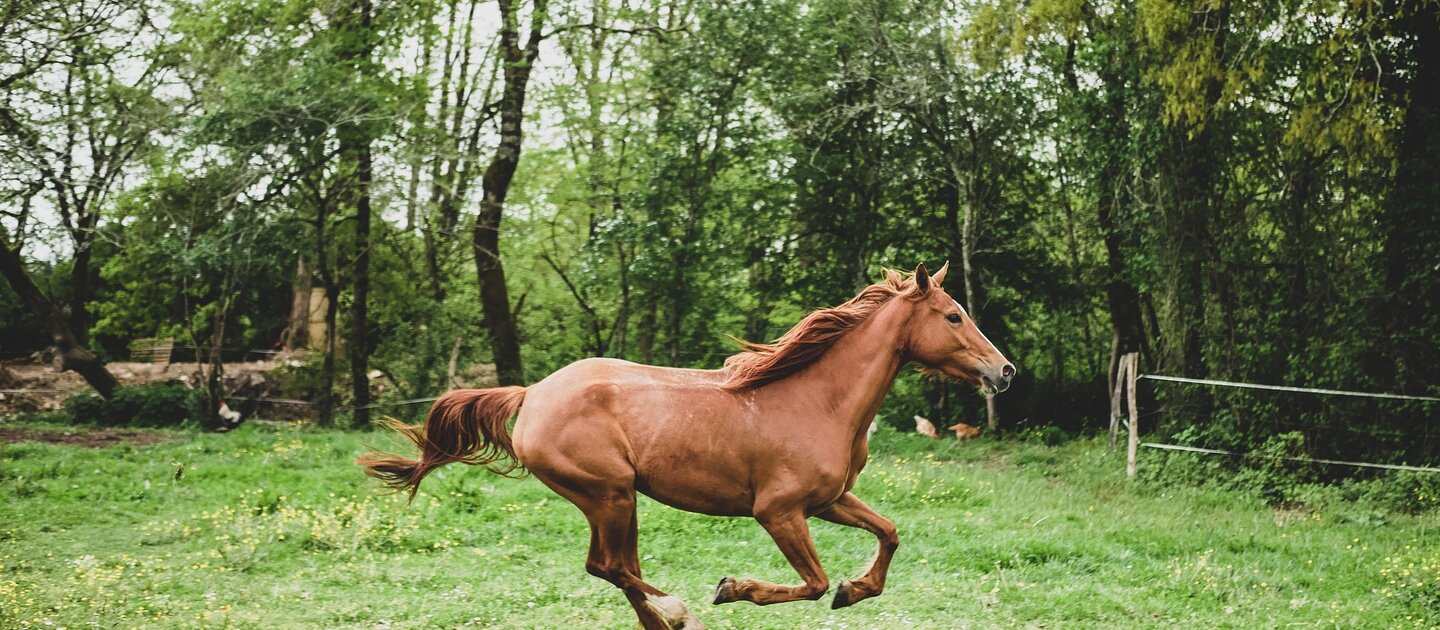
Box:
left=337, top=0, right=378, bottom=426
left=1382, top=0, right=1440, bottom=390
left=473, top=0, right=548, bottom=385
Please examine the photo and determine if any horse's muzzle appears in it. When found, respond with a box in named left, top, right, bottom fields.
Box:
left=982, top=363, right=1015, bottom=394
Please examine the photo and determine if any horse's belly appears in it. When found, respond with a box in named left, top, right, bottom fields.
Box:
left=634, top=468, right=755, bottom=517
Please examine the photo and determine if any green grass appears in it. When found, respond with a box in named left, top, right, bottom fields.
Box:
left=1, top=419, right=1437, bottom=629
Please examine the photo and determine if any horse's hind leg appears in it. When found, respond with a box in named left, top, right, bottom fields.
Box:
left=815, top=492, right=898, bottom=608
left=713, top=508, right=830, bottom=606
left=569, top=486, right=705, bottom=630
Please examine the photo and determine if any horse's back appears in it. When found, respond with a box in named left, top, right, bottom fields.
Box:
left=525, top=357, right=724, bottom=402
left=511, top=357, right=726, bottom=453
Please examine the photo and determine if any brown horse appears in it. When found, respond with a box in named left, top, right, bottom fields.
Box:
left=359, top=263, right=1013, bottom=629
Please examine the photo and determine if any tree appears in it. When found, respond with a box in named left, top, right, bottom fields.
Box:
left=1381, top=0, right=1440, bottom=390
left=0, top=0, right=171, bottom=346
left=0, top=234, right=118, bottom=396
left=473, top=0, right=549, bottom=385
left=336, top=0, right=379, bottom=426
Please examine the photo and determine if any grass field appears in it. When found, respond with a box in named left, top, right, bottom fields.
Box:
left=2, top=418, right=1437, bottom=629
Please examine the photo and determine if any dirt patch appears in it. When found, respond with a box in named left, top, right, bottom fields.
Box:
left=0, top=427, right=175, bottom=449
left=0, top=358, right=287, bottom=413
left=0, top=365, right=20, bottom=389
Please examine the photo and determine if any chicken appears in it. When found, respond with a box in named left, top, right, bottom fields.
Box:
left=913, top=415, right=941, bottom=439
left=218, top=400, right=243, bottom=428
left=948, top=422, right=982, bottom=440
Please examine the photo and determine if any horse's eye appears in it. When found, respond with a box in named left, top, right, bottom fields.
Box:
left=946, top=313, right=962, bottom=324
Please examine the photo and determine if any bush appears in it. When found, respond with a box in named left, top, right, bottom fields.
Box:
left=62, top=393, right=109, bottom=425
left=1016, top=424, right=1069, bottom=446
left=64, top=383, right=201, bottom=428
left=1232, top=431, right=1318, bottom=504
left=1342, top=470, right=1440, bottom=514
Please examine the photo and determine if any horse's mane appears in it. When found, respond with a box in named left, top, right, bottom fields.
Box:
left=722, top=269, right=923, bottom=389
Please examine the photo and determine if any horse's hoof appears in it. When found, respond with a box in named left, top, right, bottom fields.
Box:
left=712, top=577, right=737, bottom=605
left=831, top=581, right=854, bottom=609
left=643, top=594, right=705, bottom=629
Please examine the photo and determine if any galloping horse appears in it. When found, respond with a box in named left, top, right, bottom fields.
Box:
left=359, top=263, right=1014, bottom=629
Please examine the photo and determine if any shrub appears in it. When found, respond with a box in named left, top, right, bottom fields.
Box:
left=1342, top=470, right=1440, bottom=514
left=1016, top=424, right=1068, bottom=446
left=63, top=383, right=201, bottom=428
left=1232, top=431, right=1317, bottom=504
left=62, top=394, right=108, bottom=425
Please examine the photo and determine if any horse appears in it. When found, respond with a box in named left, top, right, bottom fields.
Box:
left=358, top=262, right=1014, bottom=629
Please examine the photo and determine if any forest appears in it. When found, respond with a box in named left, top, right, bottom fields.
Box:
left=2, top=0, right=1438, bottom=468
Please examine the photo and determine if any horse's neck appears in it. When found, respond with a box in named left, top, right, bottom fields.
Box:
left=789, top=301, right=908, bottom=433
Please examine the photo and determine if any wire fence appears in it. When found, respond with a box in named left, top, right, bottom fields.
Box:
left=1138, top=374, right=1440, bottom=403
left=1139, top=442, right=1440, bottom=474
left=226, top=395, right=442, bottom=415
left=1124, top=365, right=1440, bottom=476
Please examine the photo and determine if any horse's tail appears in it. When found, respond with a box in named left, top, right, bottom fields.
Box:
left=357, top=386, right=528, bottom=501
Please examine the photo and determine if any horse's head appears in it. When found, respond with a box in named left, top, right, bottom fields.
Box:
left=902, top=262, right=1015, bottom=394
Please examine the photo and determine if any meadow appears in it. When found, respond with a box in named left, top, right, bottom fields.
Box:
left=1, top=418, right=1437, bottom=629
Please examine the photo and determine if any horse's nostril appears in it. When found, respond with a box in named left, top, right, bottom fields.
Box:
left=1001, top=364, right=1015, bottom=380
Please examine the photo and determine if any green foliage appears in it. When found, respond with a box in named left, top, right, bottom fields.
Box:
left=5, top=0, right=1437, bottom=473
left=63, top=384, right=202, bottom=429
left=0, top=279, right=45, bottom=358
left=96, top=172, right=300, bottom=353
left=1016, top=424, right=1070, bottom=447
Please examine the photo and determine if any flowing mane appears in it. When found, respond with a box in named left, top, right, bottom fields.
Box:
left=722, top=269, right=923, bottom=389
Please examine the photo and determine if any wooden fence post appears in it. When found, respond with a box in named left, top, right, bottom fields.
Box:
left=1125, top=352, right=1140, bottom=478
left=1109, top=358, right=1125, bottom=451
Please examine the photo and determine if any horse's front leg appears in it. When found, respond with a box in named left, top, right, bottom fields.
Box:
left=815, top=492, right=898, bottom=608
left=712, top=509, right=829, bottom=606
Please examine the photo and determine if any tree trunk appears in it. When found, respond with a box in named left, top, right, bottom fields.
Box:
left=1158, top=141, right=1213, bottom=380
left=347, top=136, right=373, bottom=425
left=314, top=178, right=338, bottom=425
left=319, top=280, right=339, bottom=425
left=952, top=163, right=998, bottom=431
left=1096, top=141, right=1144, bottom=394
left=333, top=0, right=376, bottom=426
left=1382, top=0, right=1440, bottom=388
left=282, top=256, right=312, bottom=351
left=472, top=0, right=546, bottom=386
left=0, top=238, right=117, bottom=397
left=1073, top=0, right=1146, bottom=398
left=69, top=226, right=93, bottom=346
left=608, top=241, right=631, bottom=357
left=635, top=296, right=658, bottom=364
left=447, top=336, right=463, bottom=390
left=203, top=295, right=229, bottom=428
left=1155, top=2, right=1228, bottom=382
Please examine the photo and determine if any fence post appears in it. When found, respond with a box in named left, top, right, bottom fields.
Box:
left=1109, top=358, right=1125, bottom=452
left=1125, top=352, right=1140, bottom=478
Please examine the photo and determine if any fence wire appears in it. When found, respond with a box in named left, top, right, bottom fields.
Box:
left=1135, top=373, right=1440, bottom=474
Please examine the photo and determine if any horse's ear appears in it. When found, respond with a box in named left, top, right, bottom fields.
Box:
left=932, top=261, right=949, bottom=286
left=915, top=262, right=931, bottom=293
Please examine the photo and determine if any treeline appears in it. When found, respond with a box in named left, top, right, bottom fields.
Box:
left=2, top=0, right=1437, bottom=465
